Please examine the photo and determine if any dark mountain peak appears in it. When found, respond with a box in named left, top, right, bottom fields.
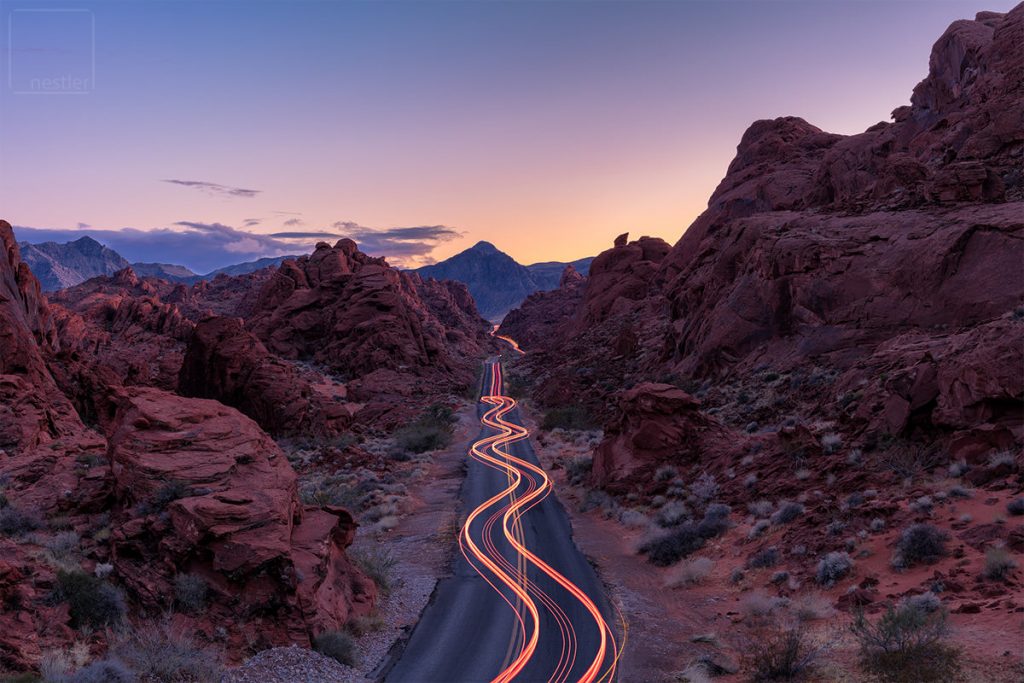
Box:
left=70, top=235, right=103, bottom=248
left=469, top=240, right=501, bottom=254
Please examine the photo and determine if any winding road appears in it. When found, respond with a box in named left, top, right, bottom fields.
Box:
left=382, top=353, right=621, bottom=683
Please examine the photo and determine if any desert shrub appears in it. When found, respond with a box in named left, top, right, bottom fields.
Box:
left=313, top=631, right=356, bottom=666
left=654, top=465, right=679, bottom=482
left=540, top=404, right=594, bottom=431
left=892, top=524, right=948, bottom=568
left=741, top=591, right=787, bottom=619
left=771, top=570, right=790, bottom=585
left=94, top=563, right=114, bottom=579
left=696, top=504, right=731, bottom=538
left=656, top=500, right=690, bottom=528
left=68, top=658, right=133, bottom=683
left=350, top=547, right=397, bottom=597
left=792, top=592, right=834, bottom=622
left=0, top=506, right=42, bottom=536
left=821, top=433, right=842, bottom=454
left=665, top=557, right=714, bottom=588
left=825, top=520, right=847, bottom=536
left=948, top=459, right=968, bottom=477
left=902, top=592, right=941, bottom=614
left=744, top=623, right=825, bottom=680
left=982, top=546, right=1017, bottom=581
left=747, top=500, right=773, bottom=518
left=640, top=523, right=705, bottom=566
left=565, top=456, right=592, bottom=486
left=947, top=484, right=972, bottom=499
left=146, top=480, right=192, bottom=513
left=689, top=473, right=719, bottom=504
left=1007, top=498, right=1024, bottom=516
left=394, top=405, right=456, bottom=453
left=987, top=450, right=1018, bottom=470
left=748, top=547, right=780, bottom=569
left=748, top=519, right=771, bottom=539
left=300, top=475, right=361, bottom=509
left=55, top=570, right=126, bottom=629
left=174, top=574, right=208, bottom=614
left=869, top=518, right=886, bottom=532
left=771, top=502, right=804, bottom=525
left=851, top=604, right=960, bottom=682
left=730, top=567, right=745, bottom=584
left=44, top=531, right=80, bottom=564
left=815, top=552, right=853, bottom=586
left=114, top=623, right=223, bottom=681
left=909, top=496, right=933, bottom=514
left=345, top=614, right=386, bottom=637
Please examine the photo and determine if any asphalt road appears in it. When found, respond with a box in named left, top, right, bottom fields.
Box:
left=381, top=356, right=619, bottom=683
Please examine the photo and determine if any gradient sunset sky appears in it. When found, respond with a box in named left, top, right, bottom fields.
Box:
left=1, top=0, right=1016, bottom=271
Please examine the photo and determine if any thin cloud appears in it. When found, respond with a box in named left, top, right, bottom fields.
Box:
left=13, top=220, right=461, bottom=273
left=162, top=179, right=261, bottom=198
left=283, top=218, right=304, bottom=226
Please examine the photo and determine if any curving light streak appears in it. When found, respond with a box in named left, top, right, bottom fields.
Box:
left=459, top=360, right=619, bottom=683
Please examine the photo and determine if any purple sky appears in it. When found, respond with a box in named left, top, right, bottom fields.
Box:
left=1, top=0, right=1015, bottom=270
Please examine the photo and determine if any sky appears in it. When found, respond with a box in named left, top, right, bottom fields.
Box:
left=0, top=0, right=1015, bottom=271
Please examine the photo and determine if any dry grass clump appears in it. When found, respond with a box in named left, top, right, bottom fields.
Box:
left=665, top=557, right=714, bottom=588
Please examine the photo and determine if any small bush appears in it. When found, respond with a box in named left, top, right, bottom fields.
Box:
left=947, top=484, right=972, bottom=499
left=665, top=557, right=714, bottom=588
left=748, top=547, right=780, bottom=569
left=689, top=473, right=719, bottom=504
left=987, top=450, right=1018, bottom=470
left=741, top=591, right=787, bottom=619
left=44, top=531, right=81, bottom=564
left=815, top=552, right=853, bottom=586
left=909, top=496, right=933, bottom=514
left=654, top=465, right=679, bottom=482
left=870, top=518, right=886, bottom=532
left=0, top=506, right=42, bottom=536
left=565, top=456, right=592, bottom=486
left=744, top=623, right=825, bottom=681
left=350, top=547, right=397, bottom=597
left=851, top=604, right=960, bottom=682
left=540, top=405, right=594, bottom=431
left=68, top=658, right=133, bottom=683
left=982, top=546, right=1017, bottom=581
left=1007, top=498, right=1024, bottom=516
left=771, top=502, right=804, bottom=525
left=146, top=480, right=192, bottom=512
left=792, top=592, right=834, bottom=622
left=640, top=523, right=705, bottom=566
left=748, top=519, right=771, bottom=539
left=893, top=524, right=948, bottom=568
left=826, top=520, right=847, bottom=536
left=696, top=504, right=731, bottom=538
left=748, top=500, right=774, bottom=518
left=902, top=592, right=941, bottom=614
left=114, top=623, right=223, bottom=681
left=174, top=573, right=208, bottom=614
left=656, top=500, right=690, bottom=528
left=821, top=433, right=842, bottom=454
left=55, top=570, right=126, bottom=629
left=313, top=631, right=356, bottom=666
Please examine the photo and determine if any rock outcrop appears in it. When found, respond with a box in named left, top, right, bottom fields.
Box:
left=248, top=239, right=494, bottom=390
left=180, top=315, right=361, bottom=437
left=108, top=389, right=375, bottom=651
left=592, top=383, right=739, bottom=490
left=500, top=265, right=586, bottom=353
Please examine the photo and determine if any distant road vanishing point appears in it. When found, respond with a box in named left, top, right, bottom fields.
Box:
left=382, top=353, right=621, bottom=682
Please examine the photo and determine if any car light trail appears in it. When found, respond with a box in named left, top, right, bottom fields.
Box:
left=459, top=359, right=619, bottom=682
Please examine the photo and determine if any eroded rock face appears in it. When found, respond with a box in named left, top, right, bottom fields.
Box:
left=500, top=265, right=586, bottom=353
left=592, top=383, right=739, bottom=490
left=248, top=239, right=493, bottom=388
left=108, top=388, right=374, bottom=653
left=180, top=315, right=360, bottom=437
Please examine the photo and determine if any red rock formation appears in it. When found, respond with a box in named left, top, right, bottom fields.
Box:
left=592, top=383, right=740, bottom=491
left=248, top=239, right=493, bottom=388
left=108, top=388, right=375, bottom=653
left=500, top=265, right=586, bottom=353
left=180, top=315, right=360, bottom=436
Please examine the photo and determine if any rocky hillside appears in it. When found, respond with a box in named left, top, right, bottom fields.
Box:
left=0, top=221, right=495, bottom=676
left=417, top=240, right=592, bottom=321
left=19, top=236, right=130, bottom=290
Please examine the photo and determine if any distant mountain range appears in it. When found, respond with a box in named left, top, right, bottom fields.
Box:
left=416, top=241, right=592, bottom=321
left=18, top=236, right=296, bottom=290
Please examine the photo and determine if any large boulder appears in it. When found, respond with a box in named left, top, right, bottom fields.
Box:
left=592, top=383, right=739, bottom=490
left=108, top=388, right=375, bottom=653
